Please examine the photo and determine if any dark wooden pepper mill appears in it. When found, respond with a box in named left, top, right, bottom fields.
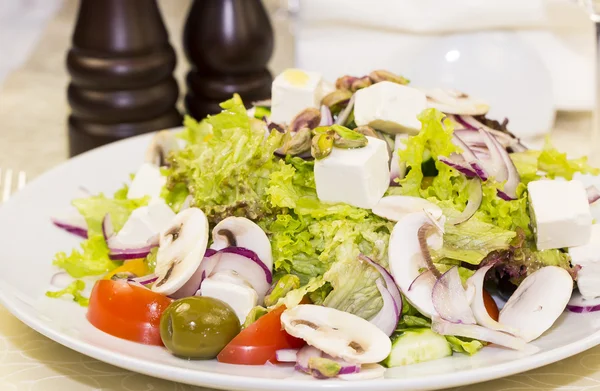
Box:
left=183, top=0, right=274, bottom=118
left=67, top=0, right=183, bottom=156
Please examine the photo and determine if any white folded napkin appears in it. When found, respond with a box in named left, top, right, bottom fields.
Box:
left=294, top=0, right=594, bottom=138
left=298, top=0, right=547, bottom=33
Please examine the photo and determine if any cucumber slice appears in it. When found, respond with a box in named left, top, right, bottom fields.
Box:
left=382, top=328, right=452, bottom=367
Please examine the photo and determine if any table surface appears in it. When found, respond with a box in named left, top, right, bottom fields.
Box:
left=1, top=1, right=600, bottom=390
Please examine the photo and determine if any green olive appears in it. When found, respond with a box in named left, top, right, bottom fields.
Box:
left=160, top=296, right=240, bottom=359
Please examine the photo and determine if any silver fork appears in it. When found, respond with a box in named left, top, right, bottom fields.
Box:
left=0, top=168, right=27, bottom=203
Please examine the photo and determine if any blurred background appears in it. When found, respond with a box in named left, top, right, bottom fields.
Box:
left=0, top=1, right=599, bottom=390
left=0, top=0, right=595, bottom=176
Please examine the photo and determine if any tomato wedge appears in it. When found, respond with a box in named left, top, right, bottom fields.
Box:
left=217, top=305, right=305, bottom=365
left=483, top=289, right=499, bottom=321
left=87, top=280, right=172, bottom=346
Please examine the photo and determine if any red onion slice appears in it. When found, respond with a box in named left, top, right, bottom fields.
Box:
left=102, top=214, right=114, bottom=241
left=51, top=213, right=88, bottom=239
left=432, top=318, right=535, bottom=352
left=587, top=186, right=600, bottom=204
left=455, top=115, right=518, bottom=148
left=469, top=145, right=490, bottom=160
left=295, top=345, right=322, bottom=373
left=323, top=354, right=361, bottom=375
left=128, top=273, right=158, bottom=286
left=453, top=129, right=487, bottom=148
left=295, top=345, right=361, bottom=378
left=358, top=254, right=402, bottom=315
left=127, top=280, right=149, bottom=290
left=479, top=128, right=508, bottom=183
left=448, top=178, right=482, bottom=225
left=485, top=130, right=520, bottom=200
left=369, top=279, right=399, bottom=336
left=566, top=291, right=600, bottom=313
left=408, top=270, right=436, bottom=292
left=102, top=214, right=159, bottom=260
left=337, top=364, right=383, bottom=380
left=432, top=267, right=476, bottom=324
left=438, top=154, right=477, bottom=178
left=211, top=247, right=272, bottom=301
left=335, top=94, right=355, bottom=126
left=319, top=105, right=334, bottom=126
left=452, top=134, right=488, bottom=180
left=275, top=349, right=299, bottom=363
left=172, top=250, right=220, bottom=299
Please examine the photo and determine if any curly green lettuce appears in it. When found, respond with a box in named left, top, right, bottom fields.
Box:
left=53, top=235, right=119, bottom=278
left=165, top=94, right=287, bottom=223
left=511, top=138, right=600, bottom=184
left=396, top=109, right=531, bottom=235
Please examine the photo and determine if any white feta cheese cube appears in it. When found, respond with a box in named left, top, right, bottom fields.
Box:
left=570, top=224, right=600, bottom=299
left=270, top=69, right=324, bottom=125
left=127, top=163, right=166, bottom=200
left=528, top=180, right=592, bottom=250
left=354, top=81, right=427, bottom=134
left=114, top=200, right=175, bottom=245
left=200, top=275, right=258, bottom=323
left=315, top=136, right=389, bottom=209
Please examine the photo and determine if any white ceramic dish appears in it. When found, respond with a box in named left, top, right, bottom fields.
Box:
left=1, top=132, right=600, bottom=391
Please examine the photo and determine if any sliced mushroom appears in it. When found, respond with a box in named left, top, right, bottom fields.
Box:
left=152, top=208, right=209, bottom=295
left=372, top=196, right=442, bottom=222
left=499, top=266, right=573, bottom=342
left=145, top=130, right=180, bottom=167
left=422, top=88, right=489, bottom=116
left=210, top=217, right=273, bottom=271
left=388, top=211, right=445, bottom=318
left=281, top=304, right=392, bottom=364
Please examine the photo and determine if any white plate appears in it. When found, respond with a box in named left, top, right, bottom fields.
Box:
left=1, top=133, right=600, bottom=391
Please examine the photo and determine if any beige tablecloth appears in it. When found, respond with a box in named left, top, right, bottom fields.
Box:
left=1, top=1, right=599, bottom=390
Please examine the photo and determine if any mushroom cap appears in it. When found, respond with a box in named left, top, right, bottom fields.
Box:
left=281, top=304, right=392, bottom=364
left=210, top=217, right=273, bottom=271
left=152, top=208, right=209, bottom=295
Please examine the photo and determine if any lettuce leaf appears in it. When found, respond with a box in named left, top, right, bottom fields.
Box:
left=434, top=212, right=516, bottom=265
left=53, top=235, right=120, bottom=278
left=321, top=256, right=384, bottom=320
left=482, top=230, right=573, bottom=284
left=264, top=157, right=392, bottom=319
left=45, top=280, right=89, bottom=307
left=398, top=109, right=530, bottom=235
left=511, top=139, right=600, bottom=182
left=165, top=94, right=287, bottom=223
left=72, top=195, right=148, bottom=236
left=446, top=336, right=484, bottom=355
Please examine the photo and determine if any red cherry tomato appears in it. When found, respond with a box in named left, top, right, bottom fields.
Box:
left=87, top=280, right=172, bottom=346
left=483, top=289, right=499, bottom=321
left=217, top=305, right=305, bottom=365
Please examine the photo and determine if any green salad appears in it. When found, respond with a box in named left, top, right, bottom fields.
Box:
left=48, top=69, right=600, bottom=381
